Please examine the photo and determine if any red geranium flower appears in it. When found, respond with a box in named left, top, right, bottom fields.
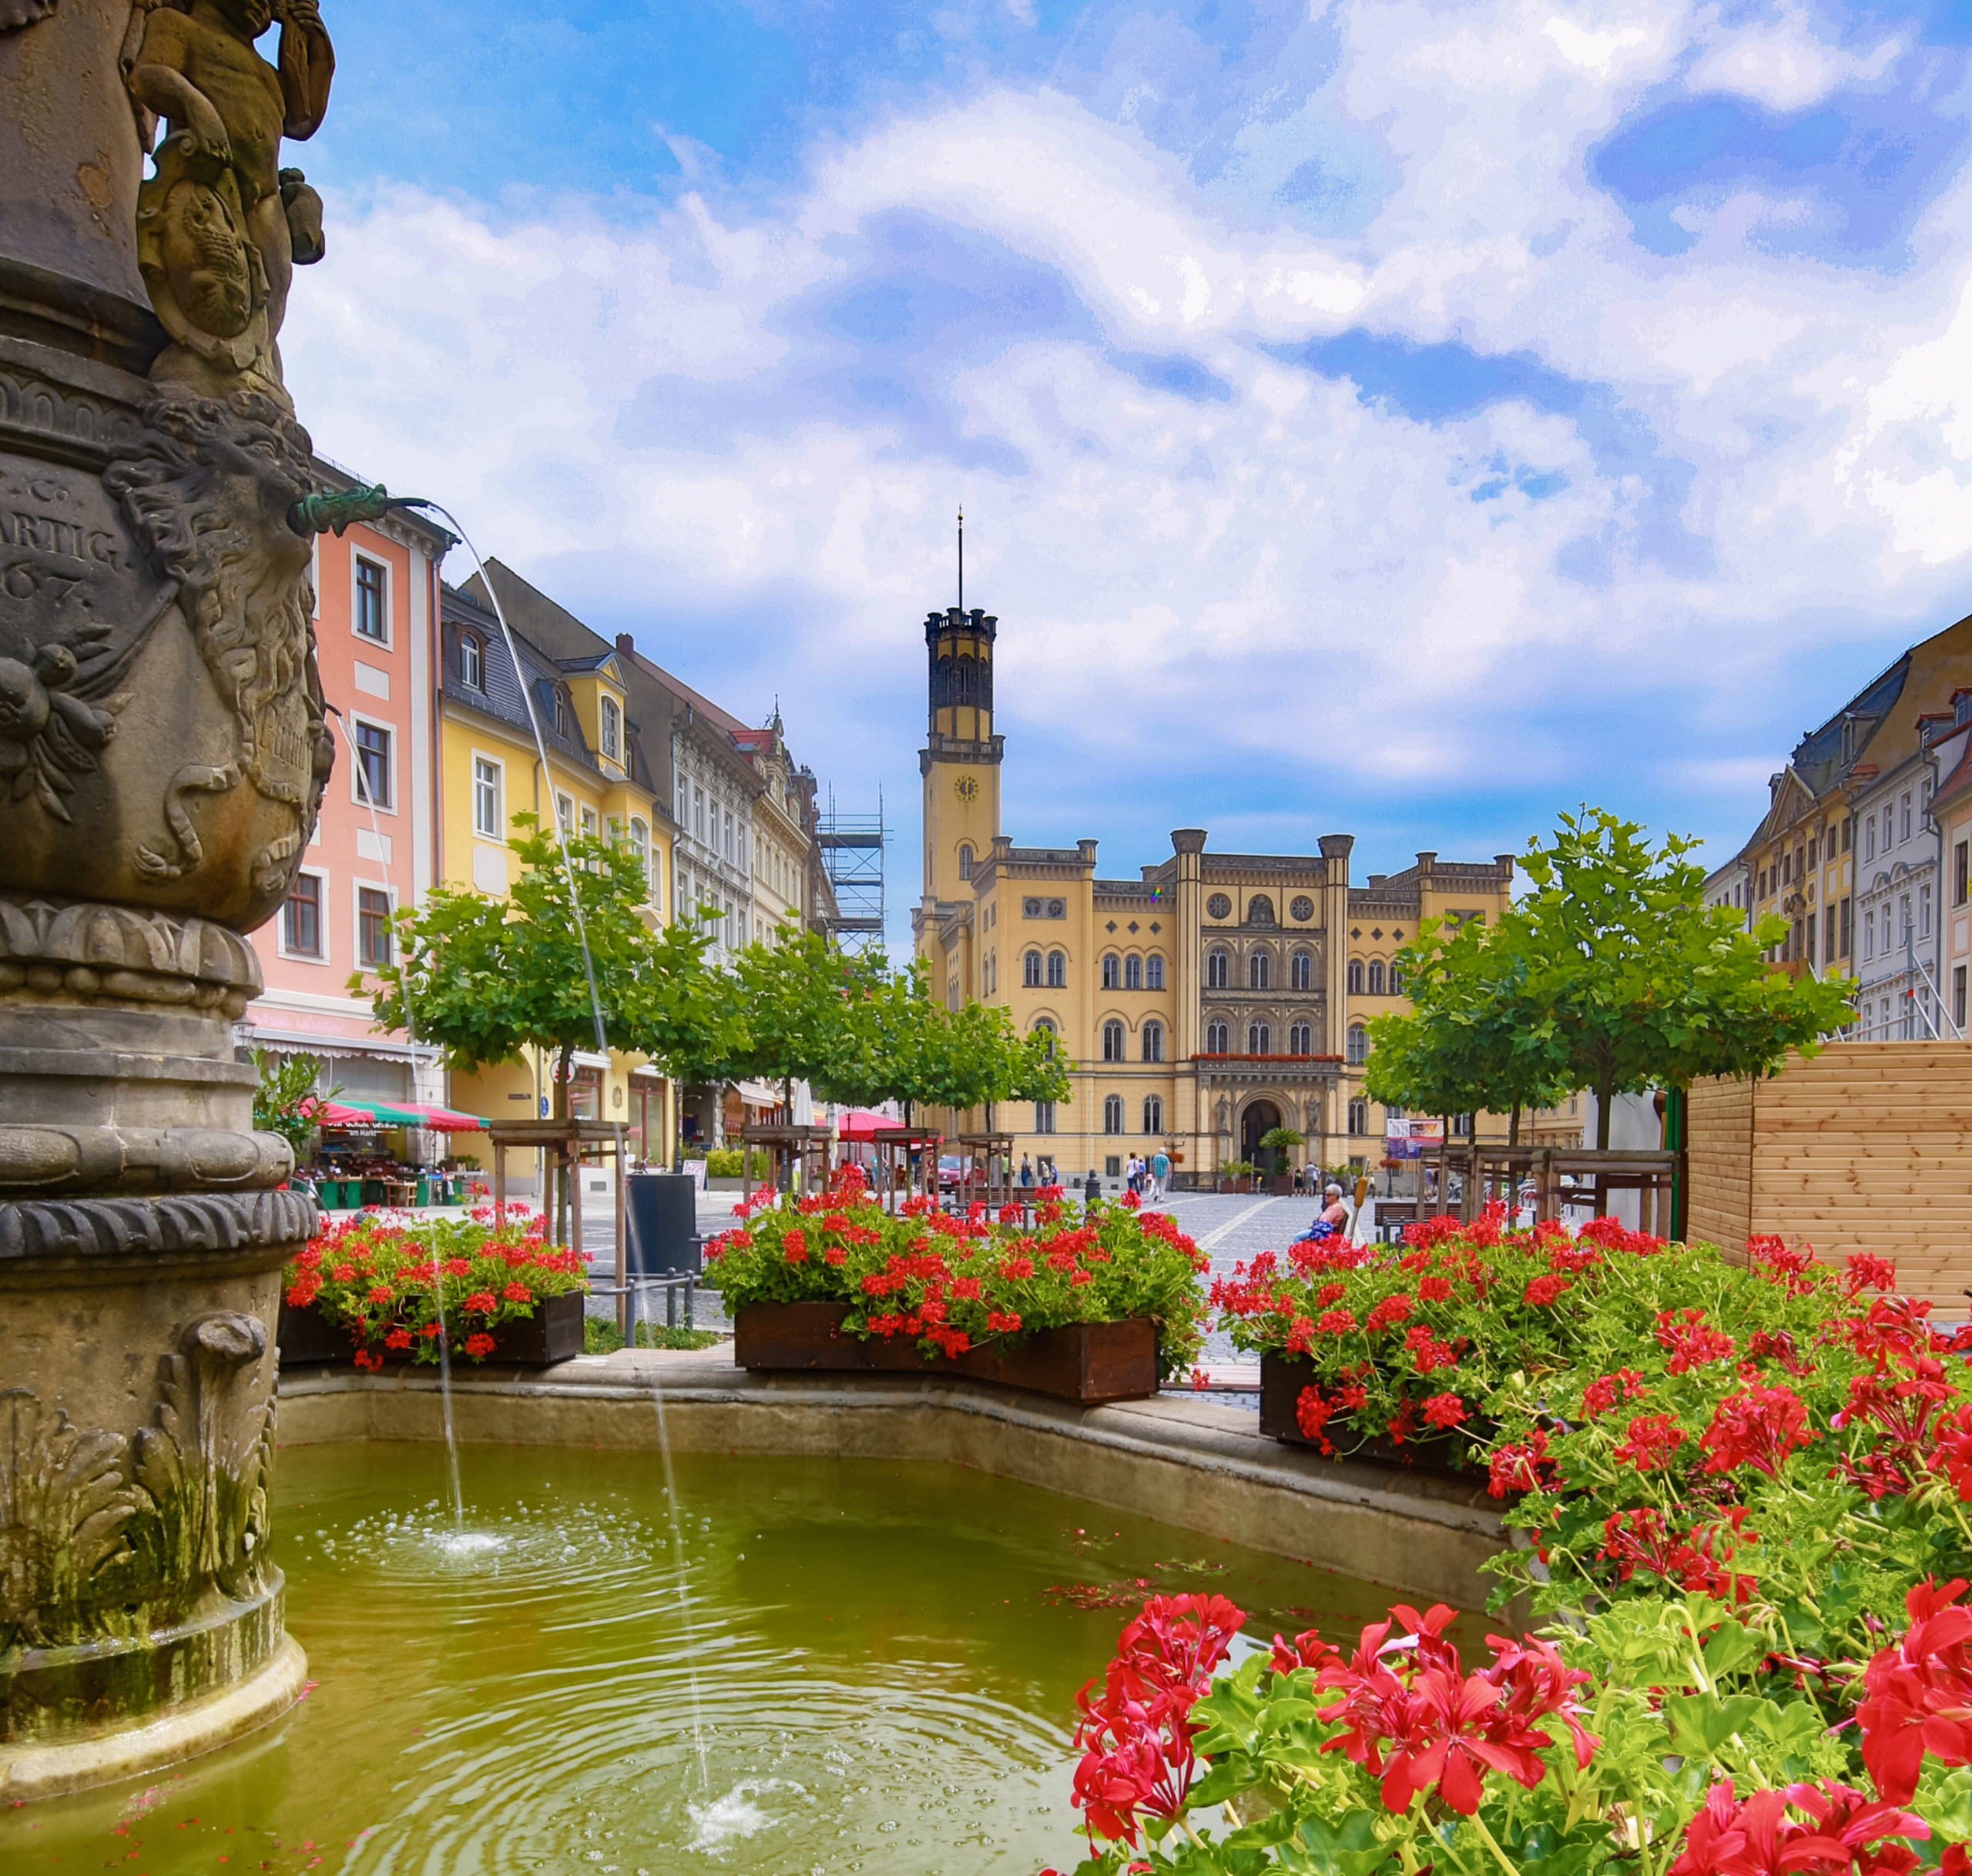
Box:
left=1856, top=1577, right=1972, bottom=1802
left=462, top=1332, right=496, bottom=1359
left=1700, top=1384, right=1813, bottom=1479
left=463, top=1290, right=496, bottom=1315
left=1614, top=1412, right=1686, bottom=1472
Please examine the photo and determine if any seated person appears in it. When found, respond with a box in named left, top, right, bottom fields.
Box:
left=1293, top=1182, right=1351, bottom=1243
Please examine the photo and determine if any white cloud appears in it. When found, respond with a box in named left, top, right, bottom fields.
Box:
left=279, top=0, right=1972, bottom=912
left=1685, top=5, right=1902, bottom=112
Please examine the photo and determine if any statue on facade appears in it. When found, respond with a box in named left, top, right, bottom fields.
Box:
left=124, top=0, right=334, bottom=396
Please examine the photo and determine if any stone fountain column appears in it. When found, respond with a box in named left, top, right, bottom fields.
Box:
left=2, top=0, right=344, bottom=1801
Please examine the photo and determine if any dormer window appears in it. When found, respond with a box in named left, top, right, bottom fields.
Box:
left=600, top=695, right=621, bottom=761
left=459, top=633, right=483, bottom=690
left=552, top=687, right=567, bottom=735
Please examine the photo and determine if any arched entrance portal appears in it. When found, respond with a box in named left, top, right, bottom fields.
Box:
left=1241, top=1099, right=1282, bottom=1171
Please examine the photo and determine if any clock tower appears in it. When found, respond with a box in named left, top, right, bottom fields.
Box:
left=919, top=601, right=1004, bottom=902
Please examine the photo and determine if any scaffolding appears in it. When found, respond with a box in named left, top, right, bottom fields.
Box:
left=817, top=785, right=887, bottom=947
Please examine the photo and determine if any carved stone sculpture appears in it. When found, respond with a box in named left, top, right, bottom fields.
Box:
left=0, top=0, right=341, bottom=1804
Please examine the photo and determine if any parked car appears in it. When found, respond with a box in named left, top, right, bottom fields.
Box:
left=937, top=1154, right=985, bottom=1196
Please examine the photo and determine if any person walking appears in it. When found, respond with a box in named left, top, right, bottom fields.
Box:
left=1019, top=1152, right=1034, bottom=1188
left=1149, top=1145, right=1170, bottom=1204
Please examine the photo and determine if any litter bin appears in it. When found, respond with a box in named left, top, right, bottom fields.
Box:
left=625, top=1171, right=702, bottom=1277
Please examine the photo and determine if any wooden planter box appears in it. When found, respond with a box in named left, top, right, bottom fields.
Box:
left=1259, top=1352, right=1483, bottom=1482
left=277, top=1291, right=586, bottom=1368
left=734, top=1301, right=1159, bottom=1404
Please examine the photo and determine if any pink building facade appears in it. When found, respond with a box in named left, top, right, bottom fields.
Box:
left=240, top=466, right=453, bottom=1118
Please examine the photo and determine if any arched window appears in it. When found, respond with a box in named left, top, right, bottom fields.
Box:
left=1103, top=1094, right=1124, bottom=1135
left=629, top=817, right=650, bottom=893
left=1348, top=1097, right=1369, bottom=1135
left=551, top=687, right=568, bottom=735
left=599, top=695, right=622, bottom=760
left=1248, top=1021, right=1270, bottom=1054
left=1291, top=951, right=1313, bottom=990
left=1103, top=1020, right=1125, bottom=1061
left=1247, top=896, right=1274, bottom=925
left=1142, top=1095, right=1164, bottom=1135
left=1367, top=960, right=1384, bottom=995
left=1142, top=1020, right=1164, bottom=1063
left=1290, top=1021, right=1311, bottom=1056
left=1206, top=1020, right=1229, bottom=1054
left=1145, top=953, right=1165, bottom=990
left=1347, top=959, right=1363, bottom=994
left=1207, top=950, right=1229, bottom=989
left=1347, top=1025, right=1368, bottom=1065
left=1024, top=950, right=1043, bottom=987
left=958, top=843, right=974, bottom=879
left=1035, top=1101, right=1056, bottom=1134
left=459, top=634, right=484, bottom=690
left=1249, top=953, right=1270, bottom=990
left=1047, top=950, right=1066, bottom=987
left=1125, top=955, right=1142, bottom=990
left=1032, top=1016, right=1058, bottom=1050
left=1389, top=963, right=1404, bottom=996
left=1102, top=953, right=1121, bottom=989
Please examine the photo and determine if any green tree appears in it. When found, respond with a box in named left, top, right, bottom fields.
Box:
left=1366, top=915, right=1574, bottom=1144
left=354, top=816, right=741, bottom=1120
left=252, top=1047, right=338, bottom=1160
left=1370, top=808, right=1852, bottom=1154
left=716, top=924, right=894, bottom=1114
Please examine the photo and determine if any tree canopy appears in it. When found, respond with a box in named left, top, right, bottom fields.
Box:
left=354, top=816, right=741, bottom=1115
left=1367, top=808, right=1854, bottom=1148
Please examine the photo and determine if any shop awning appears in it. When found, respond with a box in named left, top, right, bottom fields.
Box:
left=312, top=1098, right=489, bottom=1133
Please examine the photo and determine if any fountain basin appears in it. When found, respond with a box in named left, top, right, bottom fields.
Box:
left=0, top=1439, right=1486, bottom=1874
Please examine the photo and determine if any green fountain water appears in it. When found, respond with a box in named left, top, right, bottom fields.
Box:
left=0, top=1445, right=1423, bottom=1874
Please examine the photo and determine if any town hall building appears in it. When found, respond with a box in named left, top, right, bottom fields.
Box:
left=911, top=601, right=1517, bottom=1182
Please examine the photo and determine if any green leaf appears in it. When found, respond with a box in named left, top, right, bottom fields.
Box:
left=1663, top=1690, right=1766, bottom=1757
left=1699, top=1619, right=1763, bottom=1681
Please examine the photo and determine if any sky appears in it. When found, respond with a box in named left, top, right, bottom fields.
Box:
left=279, top=0, right=1972, bottom=950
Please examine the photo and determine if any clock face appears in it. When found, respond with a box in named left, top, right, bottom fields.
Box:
left=954, top=774, right=980, bottom=802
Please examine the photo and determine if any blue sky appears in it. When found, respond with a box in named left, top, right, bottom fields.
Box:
left=282, top=1, right=1972, bottom=949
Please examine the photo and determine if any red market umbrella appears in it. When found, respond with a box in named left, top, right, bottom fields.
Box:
left=833, top=1109, right=892, bottom=1141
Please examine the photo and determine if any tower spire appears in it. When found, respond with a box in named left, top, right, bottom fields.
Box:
left=957, top=504, right=964, bottom=612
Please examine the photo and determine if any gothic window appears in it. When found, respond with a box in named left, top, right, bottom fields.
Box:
left=1142, top=1021, right=1164, bottom=1063
left=1024, top=950, right=1043, bottom=987
left=1290, top=951, right=1313, bottom=990
left=1248, top=1021, right=1270, bottom=1054
left=1125, top=955, right=1143, bottom=990
left=1207, top=950, right=1229, bottom=989
left=1103, top=1020, right=1125, bottom=1061
left=1368, top=960, right=1386, bottom=995
left=1047, top=950, right=1066, bottom=987
left=1348, top=1098, right=1369, bottom=1135
left=1290, top=1022, right=1312, bottom=1056
left=1145, top=953, right=1165, bottom=990
left=1347, top=959, right=1363, bottom=995
left=1389, top=963, right=1404, bottom=996
left=1206, top=1020, right=1229, bottom=1054
left=1102, top=953, right=1121, bottom=989
left=958, top=843, right=973, bottom=879
left=1347, top=1024, right=1368, bottom=1066
left=1103, top=1094, right=1124, bottom=1134
left=1142, top=1096, right=1164, bottom=1135
left=1249, top=953, right=1270, bottom=990
left=1032, top=1017, right=1058, bottom=1048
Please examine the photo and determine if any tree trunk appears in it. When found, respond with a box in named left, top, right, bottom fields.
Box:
left=555, top=1044, right=572, bottom=1247
left=1594, top=1064, right=1614, bottom=1218
left=1509, top=1104, right=1521, bottom=1147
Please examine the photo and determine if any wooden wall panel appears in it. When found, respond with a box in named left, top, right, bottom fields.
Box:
left=1690, top=1044, right=1972, bottom=1311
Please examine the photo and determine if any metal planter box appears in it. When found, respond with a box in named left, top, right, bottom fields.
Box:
left=277, top=1290, right=586, bottom=1368
left=735, top=1301, right=1159, bottom=1404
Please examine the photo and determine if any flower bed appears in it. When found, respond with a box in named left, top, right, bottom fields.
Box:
left=703, top=1168, right=1209, bottom=1385
left=279, top=1208, right=588, bottom=1368
left=1037, top=1214, right=1972, bottom=1872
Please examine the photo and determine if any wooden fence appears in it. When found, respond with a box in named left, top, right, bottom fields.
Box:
left=1686, top=1042, right=1972, bottom=1308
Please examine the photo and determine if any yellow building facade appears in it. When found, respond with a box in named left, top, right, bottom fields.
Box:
left=434, top=585, right=677, bottom=1172
left=910, top=605, right=1516, bottom=1182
